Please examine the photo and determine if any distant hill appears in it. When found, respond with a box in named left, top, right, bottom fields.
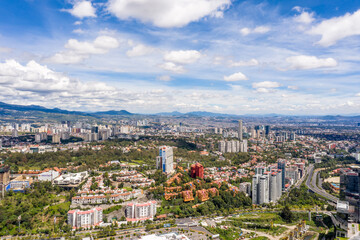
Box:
left=0, top=101, right=359, bottom=120
left=0, top=101, right=86, bottom=115
left=0, top=101, right=133, bottom=120
left=93, top=110, right=133, bottom=116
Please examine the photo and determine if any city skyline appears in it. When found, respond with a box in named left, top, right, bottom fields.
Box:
left=0, top=0, right=360, bottom=115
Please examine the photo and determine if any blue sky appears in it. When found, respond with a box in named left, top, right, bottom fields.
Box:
left=0, top=0, right=360, bottom=115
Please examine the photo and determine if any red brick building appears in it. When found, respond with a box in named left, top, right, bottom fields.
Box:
left=191, top=163, right=204, bottom=179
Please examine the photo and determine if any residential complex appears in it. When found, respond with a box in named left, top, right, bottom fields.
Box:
left=67, top=207, right=103, bottom=229
left=125, top=201, right=157, bottom=222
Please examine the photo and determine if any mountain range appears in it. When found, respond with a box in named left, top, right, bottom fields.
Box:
left=0, top=101, right=359, bottom=120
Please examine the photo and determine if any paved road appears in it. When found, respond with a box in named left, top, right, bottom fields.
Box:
left=305, top=164, right=339, bottom=204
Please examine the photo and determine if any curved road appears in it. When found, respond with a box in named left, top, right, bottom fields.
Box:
left=306, top=164, right=339, bottom=204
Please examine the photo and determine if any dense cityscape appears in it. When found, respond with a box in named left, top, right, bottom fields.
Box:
left=0, top=106, right=360, bottom=239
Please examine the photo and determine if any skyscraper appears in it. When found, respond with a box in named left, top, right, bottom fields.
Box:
left=278, top=159, right=286, bottom=190
left=238, top=120, right=243, bottom=141
left=269, top=172, right=278, bottom=202
left=265, top=125, right=270, bottom=136
left=156, top=146, right=174, bottom=174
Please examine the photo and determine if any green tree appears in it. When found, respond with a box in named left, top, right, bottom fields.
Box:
left=280, top=205, right=293, bottom=223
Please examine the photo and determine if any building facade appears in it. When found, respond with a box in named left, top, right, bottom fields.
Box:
left=67, top=207, right=103, bottom=229
left=191, top=163, right=204, bottom=179
left=125, top=201, right=157, bottom=221
left=156, top=146, right=174, bottom=174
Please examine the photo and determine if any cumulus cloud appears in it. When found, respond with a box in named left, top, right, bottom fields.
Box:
left=0, top=60, right=114, bottom=93
left=229, top=59, right=258, bottom=67
left=48, top=36, right=119, bottom=64
left=308, top=9, right=360, bottom=46
left=126, top=44, right=155, bottom=57
left=253, top=81, right=280, bottom=93
left=159, top=62, right=185, bottom=74
left=294, top=11, right=314, bottom=24
left=223, top=72, right=248, bottom=81
left=107, top=0, right=230, bottom=28
left=286, top=55, right=337, bottom=70
left=65, top=1, right=96, bottom=19
left=164, top=50, right=202, bottom=64
left=240, top=26, right=270, bottom=36
left=253, top=81, right=281, bottom=89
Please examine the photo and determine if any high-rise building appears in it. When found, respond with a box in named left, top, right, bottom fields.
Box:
left=278, top=159, right=286, bottom=190
left=259, top=175, right=269, bottom=204
left=218, top=140, right=226, bottom=153
left=269, top=172, right=278, bottom=202
left=11, top=129, right=18, bottom=138
left=191, top=163, right=204, bottom=179
left=67, top=207, right=103, bottom=229
left=52, top=134, right=61, bottom=144
left=265, top=125, right=270, bottom=137
left=156, top=146, right=174, bottom=174
left=218, top=140, right=247, bottom=153
left=239, top=182, right=251, bottom=196
left=238, top=120, right=243, bottom=141
left=91, top=126, right=99, bottom=133
left=252, top=175, right=259, bottom=204
left=125, top=201, right=157, bottom=221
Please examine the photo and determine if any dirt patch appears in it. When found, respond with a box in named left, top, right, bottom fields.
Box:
left=324, top=177, right=340, bottom=183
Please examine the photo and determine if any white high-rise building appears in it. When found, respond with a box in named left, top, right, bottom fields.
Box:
left=253, top=168, right=283, bottom=205
left=241, top=140, right=248, bottom=152
left=238, top=120, right=243, bottom=141
left=125, top=201, right=157, bottom=221
left=269, top=172, right=278, bottom=202
left=67, top=207, right=103, bottom=229
left=252, top=175, right=259, bottom=204
left=156, top=146, right=174, bottom=174
left=218, top=141, right=226, bottom=152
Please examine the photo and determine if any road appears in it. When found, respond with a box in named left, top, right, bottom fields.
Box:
left=305, top=164, right=339, bottom=204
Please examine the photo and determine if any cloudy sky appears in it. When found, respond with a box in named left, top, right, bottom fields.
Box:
left=0, top=0, right=360, bottom=115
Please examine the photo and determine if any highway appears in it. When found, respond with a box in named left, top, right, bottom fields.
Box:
left=305, top=164, right=339, bottom=204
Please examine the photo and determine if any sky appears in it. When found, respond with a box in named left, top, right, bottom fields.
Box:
left=0, top=0, right=360, bottom=115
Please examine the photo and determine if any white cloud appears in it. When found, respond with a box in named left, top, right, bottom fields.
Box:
left=157, top=75, right=172, bottom=81
left=240, top=28, right=251, bottom=36
left=255, top=88, right=273, bottom=93
left=292, top=6, right=302, bottom=13
left=159, top=62, right=185, bottom=74
left=294, top=11, right=314, bottom=24
left=253, top=26, right=270, bottom=34
left=223, top=72, right=248, bottom=81
left=229, top=58, right=258, bottom=67
left=240, top=26, right=270, bottom=36
left=48, top=36, right=119, bottom=64
left=288, top=85, right=299, bottom=90
left=73, top=28, right=85, bottom=34
left=74, top=21, right=82, bottom=25
left=107, top=0, right=230, bottom=28
left=253, top=81, right=281, bottom=89
left=286, top=55, right=337, bottom=70
left=356, top=93, right=360, bottom=97
left=164, top=50, right=202, bottom=64
left=0, top=60, right=114, bottom=93
left=65, top=1, right=96, bottom=19
left=48, top=52, right=88, bottom=64
left=126, top=44, right=155, bottom=57
left=308, top=9, right=360, bottom=46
